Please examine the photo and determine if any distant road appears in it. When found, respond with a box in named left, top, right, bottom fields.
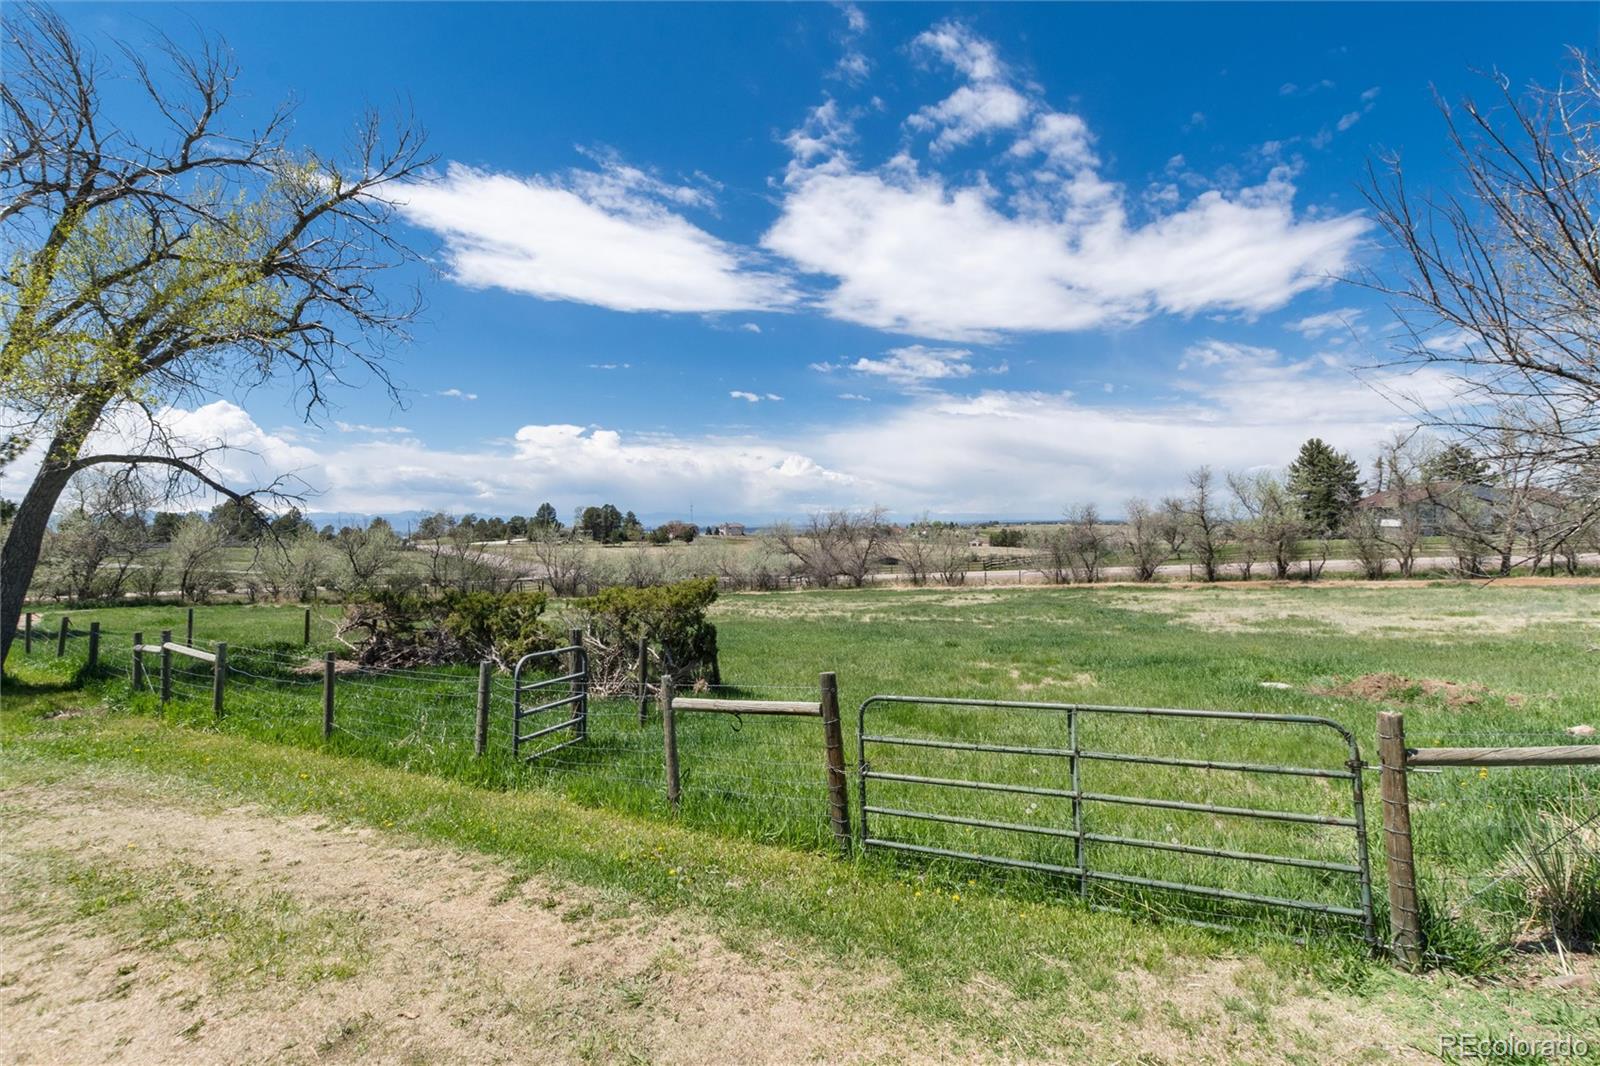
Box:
left=467, top=540, right=1600, bottom=589
left=871, top=552, right=1600, bottom=586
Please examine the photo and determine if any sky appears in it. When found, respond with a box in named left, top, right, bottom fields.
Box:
left=14, top=2, right=1598, bottom=525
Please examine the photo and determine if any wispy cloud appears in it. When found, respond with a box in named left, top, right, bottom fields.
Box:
left=399, top=159, right=795, bottom=314
left=765, top=22, right=1368, bottom=341
left=438, top=388, right=478, bottom=400
left=588, top=362, right=632, bottom=370
left=335, top=421, right=413, bottom=435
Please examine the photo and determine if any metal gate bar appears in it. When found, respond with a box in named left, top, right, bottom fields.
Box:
left=512, top=642, right=588, bottom=760
left=858, top=695, right=1375, bottom=943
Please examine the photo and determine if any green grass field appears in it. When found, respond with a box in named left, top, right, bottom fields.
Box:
left=5, top=581, right=1598, bottom=1058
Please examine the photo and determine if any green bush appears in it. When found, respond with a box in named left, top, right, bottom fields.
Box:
left=441, top=589, right=557, bottom=666
left=577, top=576, right=720, bottom=685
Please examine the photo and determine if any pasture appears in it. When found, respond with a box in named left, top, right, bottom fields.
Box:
left=4, top=580, right=1598, bottom=1061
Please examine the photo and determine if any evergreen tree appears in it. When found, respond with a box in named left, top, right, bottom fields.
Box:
left=531, top=502, right=561, bottom=531
left=1424, top=443, right=1490, bottom=485
left=1286, top=438, right=1363, bottom=536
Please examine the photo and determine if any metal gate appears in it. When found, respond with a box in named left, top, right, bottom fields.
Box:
left=857, top=697, right=1374, bottom=942
left=512, top=641, right=588, bottom=760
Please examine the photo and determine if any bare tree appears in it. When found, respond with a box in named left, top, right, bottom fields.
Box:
left=167, top=516, right=226, bottom=602
left=0, top=5, right=431, bottom=660
left=1158, top=497, right=1189, bottom=560
left=332, top=521, right=400, bottom=596
left=259, top=531, right=330, bottom=602
left=1123, top=497, right=1171, bottom=581
left=895, top=516, right=940, bottom=586
left=1063, top=504, right=1114, bottom=583
left=1345, top=508, right=1391, bottom=580
left=1360, top=50, right=1600, bottom=560
left=1183, top=467, right=1229, bottom=582
left=932, top=527, right=970, bottom=586
left=772, top=508, right=889, bottom=588
left=526, top=528, right=592, bottom=596
left=1229, top=471, right=1306, bottom=580
left=1377, top=434, right=1428, bottom=577
left=1028, top=523, right=1073, bottom=584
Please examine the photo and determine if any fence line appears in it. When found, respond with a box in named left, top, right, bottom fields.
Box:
left=13, top=609, right=1598, bottom=967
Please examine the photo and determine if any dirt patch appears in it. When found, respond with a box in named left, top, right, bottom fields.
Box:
left=1101, top=585, right=1600, bottom=637
left=290, top=657, right=365, bottom=676
left=0, top=777, right=903, bottom=1065
left=1316, top=672, right=1523, bottom=710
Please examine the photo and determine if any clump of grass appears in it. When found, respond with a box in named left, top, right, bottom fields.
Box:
left=1503, top=803, right=1600, bottom=948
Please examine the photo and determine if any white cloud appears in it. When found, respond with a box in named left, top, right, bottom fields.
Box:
left=839, top=393, right=872, bottom=401
left=848, top=345, right=977, bottom=386
left=1335, top=111, right=1362, bottom=132
left=588, top=362, right=632, bottom=370
left=764, top=25, right=1368, bottom=342
left=1177, top=339, right=1279, bottom=369
left=909, top=82, right=1032, bottom=153
left=765, top=157, right=1367, bottom=341
left=398, top=161, right=794, bottom=314
left=1288, top=308, right=1364, bottom=339
left=398, top=22, right=1369, bottom=347
left=740, top=322, right=763, bottom=333
left=765, top=393, right=784, bottom=402
left=335, top=421, right=413, bottom=435
left=729, top=390, right=762, bottom=402
left=438, top=388, right=478, bottom=400
left=837, top=1, right=867, bottom=35
left=3, top=355, right=1465, bottom=522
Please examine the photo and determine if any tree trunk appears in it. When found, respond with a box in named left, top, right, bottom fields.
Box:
left=1, top=393, right=109, bottom=667
left=1, top=460, right=74, bottom=666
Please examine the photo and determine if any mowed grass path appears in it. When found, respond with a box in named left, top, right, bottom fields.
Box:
left=4, top=580, right=1599, bottom=1059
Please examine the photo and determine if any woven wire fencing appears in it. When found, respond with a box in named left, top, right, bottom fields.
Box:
left=1401, top=724, right=1600, bottom=962
left=107, top=633, right=838, bottom=853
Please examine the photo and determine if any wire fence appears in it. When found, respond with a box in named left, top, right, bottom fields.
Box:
left=10, top=605, right=1598, bottom=961
left=89, top=626, right=841, bottom=853
left=1398, top=721, right=1600, bottom=964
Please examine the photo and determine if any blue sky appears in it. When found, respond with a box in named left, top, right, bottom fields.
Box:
left=29, top=2, right=1598, bottom=523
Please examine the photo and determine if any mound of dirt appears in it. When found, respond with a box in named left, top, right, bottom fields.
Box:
left=1318, top=672, right=1524, bottom=709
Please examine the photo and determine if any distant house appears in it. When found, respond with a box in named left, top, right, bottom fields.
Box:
left=715, top=523, right=747, bottom=537
left=1356, top=481, right=1566, bottom=536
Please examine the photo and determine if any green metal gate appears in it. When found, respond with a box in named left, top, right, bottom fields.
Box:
left=857, top=696, right=1375, bottom=942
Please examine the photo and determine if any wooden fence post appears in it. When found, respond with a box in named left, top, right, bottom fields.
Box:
left=87, top=622, right=100, bottom=673
left=569, top=627, right=587, bottom=742
left=303, top=607, right=311, bottom=646
left=660, top=675, right=680, bottom=811
left=56, top=615, right=69, bottom=656
left=322, top=654, right=336, bottom=739
left=131, top=631, right=144, bottom=690
left=185, top=606, right=194, bottom=647
left=818, top=671, right=851, bottom=854
left=636, top=633, right=649, bottom=726
left=212, top=642, right=227, bottom=719
left=23, top=612, right=32, bottom=653
left=159, top=629, right=172, bottom=705
left=1377, top=710, right=1422, bottom=970
left=475, top=660, right=491, bottom=757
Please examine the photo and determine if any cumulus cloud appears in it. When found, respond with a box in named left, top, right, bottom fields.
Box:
left=763, top=24, right=1368, bottom=341
left=844, top=345, right=977, bottom=386
left=729, top=390, right=761, bottom=402
left=397, top=20, right=1369, bottom=346
left=3, top=352, right=1463, bottom=522
left=398, top=160, right=794, bottom=314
